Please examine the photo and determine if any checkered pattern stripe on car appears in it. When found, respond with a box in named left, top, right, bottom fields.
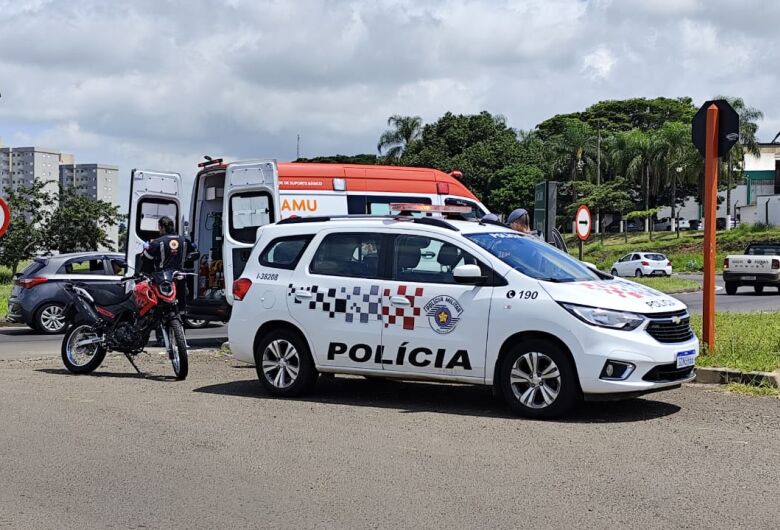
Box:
left=288, top=284, right=383, bottom=324
left=382, top=285, right=424, bottom=330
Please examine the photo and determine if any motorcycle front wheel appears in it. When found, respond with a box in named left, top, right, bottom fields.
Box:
left=167, top=319, right=189, bottom=380
left=61, top=323, right=107, bottom=374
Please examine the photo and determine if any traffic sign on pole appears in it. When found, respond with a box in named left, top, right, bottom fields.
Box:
left=575, top=205, right=592, bottom=241
left=0, top=197, right=10, bottom=238
left=692, top=99, right=739, bottom=157
left=700, top=103, right=722, bottom=352
left=575, top=205, right=591, bottom=261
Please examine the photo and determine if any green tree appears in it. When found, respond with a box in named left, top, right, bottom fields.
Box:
left=377, top=115, right=423, bottom=161
left=47, top=187, right=124, bottom=253
left=546, top=118, right=597, bottom=181
left=0, top=181, right=56, bottom=275
left=713, top=95, right=763, bottom=217
left=488, top=164, right=544, bottom=214
left=295, top=154, right=379, bottom=164
left=536, top=97, right=696, bottom=139
left=401, top=111, right=523, bottom=202
left=609, top=129, right=657, bottom=231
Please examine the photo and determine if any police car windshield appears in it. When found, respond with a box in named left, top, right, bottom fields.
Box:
left=465, top=232, right=602, bottom=282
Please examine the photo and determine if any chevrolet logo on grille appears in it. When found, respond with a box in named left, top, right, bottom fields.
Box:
left=671, top=316, right=682, bottom=325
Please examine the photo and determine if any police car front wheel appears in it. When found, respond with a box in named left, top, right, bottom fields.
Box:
left=499, top=339, right=578, bottom=419
left=254, top=330, right=317, bottom=397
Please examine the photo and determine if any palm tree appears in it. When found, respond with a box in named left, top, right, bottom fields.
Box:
left=713, top=96, right=764, bottom=218
left=654, top=122, right=690, bottom=230
left=547, top=118, right=597, bottom=181
left=610, top=129, right=656, bottom=231
left=377, top=115, right=423, bottom=160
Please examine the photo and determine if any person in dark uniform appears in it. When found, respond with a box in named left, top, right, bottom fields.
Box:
left=143, top=216, right=194, bottom=272
left=143, top=216, right=196, bottom=345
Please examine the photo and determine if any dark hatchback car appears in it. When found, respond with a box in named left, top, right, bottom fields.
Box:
left=7, top=252, right=126, bottom=334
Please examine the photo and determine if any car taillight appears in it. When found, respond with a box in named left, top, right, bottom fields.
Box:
left=667, top=261, right=672, bottom=267
left=436, top=182, right=450, bottom=194
left=16, top=277, right=48, bottom=289
left=232, top=278, right=252, bottom=301
left=641, top=261, right=649, bottom=266
left=772, top=259, right=780, bottom=270
left=723, top=258, right=729, bottom=269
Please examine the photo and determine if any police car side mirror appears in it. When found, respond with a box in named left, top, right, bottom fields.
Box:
left=583, top=261, right=599, bottom=271
left=453, top=264, right=485, bottom=285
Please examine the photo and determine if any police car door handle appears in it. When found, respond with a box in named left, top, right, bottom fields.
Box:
left=295, top=291, right=313, bottom=299
left=389, top=296, right=411, bottom=306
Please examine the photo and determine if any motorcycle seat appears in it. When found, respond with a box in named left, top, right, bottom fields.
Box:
left=87, top=283, right=133, bottom=306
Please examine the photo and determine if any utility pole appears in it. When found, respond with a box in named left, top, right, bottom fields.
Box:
left=296, top=134, right=300, bottom=160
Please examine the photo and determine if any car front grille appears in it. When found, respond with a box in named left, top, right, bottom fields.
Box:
left=644, top=310, right=694, bottom=344
left=642, top=363, right=695, bottom=383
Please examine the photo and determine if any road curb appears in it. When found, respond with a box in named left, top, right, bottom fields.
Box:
left=694, top=366, right=780, bottom=388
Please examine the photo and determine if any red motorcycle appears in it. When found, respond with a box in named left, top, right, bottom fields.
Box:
left=61, top=270, right=191, bottom=379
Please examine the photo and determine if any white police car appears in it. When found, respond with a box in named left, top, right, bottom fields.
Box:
left=228, top=206, right=698, bottom=418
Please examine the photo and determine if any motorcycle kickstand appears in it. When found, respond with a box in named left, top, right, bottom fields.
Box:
left=123, top=352, right=144, bottom=376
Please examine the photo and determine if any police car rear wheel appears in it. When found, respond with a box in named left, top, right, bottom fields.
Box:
left=499, top=339, right=578, bottom=419
left=255, top=331, right=317, bottom=397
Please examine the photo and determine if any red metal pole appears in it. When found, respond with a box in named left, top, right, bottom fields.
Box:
left=702, top=104, right=719, bottom=351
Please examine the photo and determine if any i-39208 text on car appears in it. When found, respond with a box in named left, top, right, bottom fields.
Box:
left=228, top=207, right=698, bottom=418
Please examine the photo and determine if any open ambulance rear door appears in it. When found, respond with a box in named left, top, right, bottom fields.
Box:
left=125, top=169, right=183, bottom=277
left=222, top=160, right=279, bottom=304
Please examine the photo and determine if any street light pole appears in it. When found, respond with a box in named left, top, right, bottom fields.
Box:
left=675, top=166, right=683, bottom=238
left=596, top=127, right=601, bottom=234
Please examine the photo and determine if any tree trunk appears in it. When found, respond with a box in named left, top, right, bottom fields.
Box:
left=644, top=163, right=650, bottom=233
left=12, top=262, right=18, bottom=276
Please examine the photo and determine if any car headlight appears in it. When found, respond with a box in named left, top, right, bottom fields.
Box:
left=561, top=303, right=645, bottom=331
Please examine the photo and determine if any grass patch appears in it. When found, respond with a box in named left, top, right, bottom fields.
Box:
left=691, top=313, right=780, bottom=372
left=724, top=383, right=780, bottom=397
left=0, top=282, right=11, bottom=320
left=631, top=276, right=700, bottom=294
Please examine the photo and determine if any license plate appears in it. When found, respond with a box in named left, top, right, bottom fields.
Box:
left=742, top=275, right=756, bottom=281
left=676, top=349, right=696, bottom=369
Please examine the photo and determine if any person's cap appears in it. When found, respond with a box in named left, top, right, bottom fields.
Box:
left=507, top=208, right=528, bottom=225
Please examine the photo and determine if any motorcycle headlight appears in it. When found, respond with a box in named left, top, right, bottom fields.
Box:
left=561, top=303, right=645, bottom=331
left=159, top=282, right=174, bottom=296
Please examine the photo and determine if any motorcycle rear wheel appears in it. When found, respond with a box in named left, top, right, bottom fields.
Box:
left=167, top=319, right=189, bottom=380
left=61, top=323, right=107, bottom=374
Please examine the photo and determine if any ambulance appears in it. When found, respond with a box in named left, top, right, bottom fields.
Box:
left=125, top=159, right=489, bottom=322
left=227, top=205, right=698, bottom=418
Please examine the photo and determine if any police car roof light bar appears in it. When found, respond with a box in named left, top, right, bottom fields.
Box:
left=389, top=203, right=471, bottom=214
left=275, top=214, right=459, bottom=231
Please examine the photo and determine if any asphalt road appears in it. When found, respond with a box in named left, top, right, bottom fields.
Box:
left=0, top=324, right=227, bottom=361
left=0, top=353, right=777, bottom=529
left=673, top=274, right=780, bottom=314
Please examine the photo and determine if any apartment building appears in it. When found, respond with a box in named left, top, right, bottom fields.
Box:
left=59, top=163, right=119, bottom=204
left=0, top=146, right=67, bottom=198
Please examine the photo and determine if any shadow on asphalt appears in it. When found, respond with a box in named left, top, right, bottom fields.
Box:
left=36, top=368, right=180, bottom=382
left=194, top=375, right=681, bottom=423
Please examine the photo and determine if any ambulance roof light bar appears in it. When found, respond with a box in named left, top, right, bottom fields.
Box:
left=198, top=156, right=224, bottom=168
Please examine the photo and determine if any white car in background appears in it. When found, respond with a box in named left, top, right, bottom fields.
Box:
left=611, top=252, right=672, bottom=277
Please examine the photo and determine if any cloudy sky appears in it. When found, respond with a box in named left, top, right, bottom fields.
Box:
left=1, top=0, right=778, bottom=204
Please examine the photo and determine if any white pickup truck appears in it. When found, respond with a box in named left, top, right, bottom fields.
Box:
left=723, top=241, right=780, bottom=295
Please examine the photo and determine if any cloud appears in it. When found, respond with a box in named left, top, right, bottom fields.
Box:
left=0, top=0, right=778, bottom=206
left=581, top=46, right=616, bottom=80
